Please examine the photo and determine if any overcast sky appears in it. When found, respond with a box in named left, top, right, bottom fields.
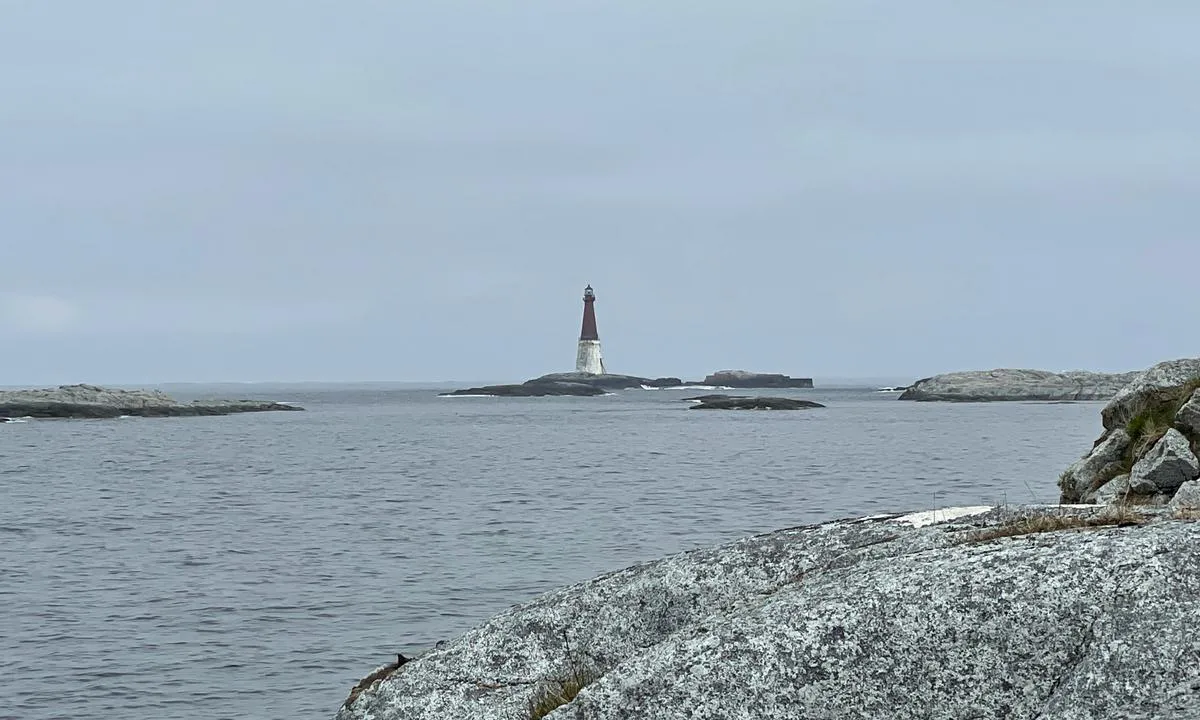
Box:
left=2, top=1, right=1197, bottom=384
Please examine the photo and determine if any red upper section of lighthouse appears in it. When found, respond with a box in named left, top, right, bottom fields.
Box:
left=579, top=285, right=599, bottom=340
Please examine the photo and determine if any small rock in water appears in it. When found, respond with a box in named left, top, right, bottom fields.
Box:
left=688, top=396, right=825, bottom=410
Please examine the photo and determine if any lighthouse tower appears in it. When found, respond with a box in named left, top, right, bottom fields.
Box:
left=575, top=285, right=605, bottom=375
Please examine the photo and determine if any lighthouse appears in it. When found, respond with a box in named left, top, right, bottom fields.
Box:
left=575, top=285, right=605, bottom=375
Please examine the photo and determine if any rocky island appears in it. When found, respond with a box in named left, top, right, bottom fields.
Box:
left=703, top=370, right=814, bottom=389
left=897, top=368, right=1140, bottom=402
left=440, top=370, right=819, bottom=397
left=0, top=384, right=303, bottom=419
left=337, top=502, right=1200, bottom=719
left=439, top=373, right=683, bottom=397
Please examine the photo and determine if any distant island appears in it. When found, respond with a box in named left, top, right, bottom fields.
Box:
left=702, top=370, right=813, bottom=389
left=440, top=370, right=815, bottom=397
left=0, top=384, right=303, bottom=419
left=897, top=369, right=1141, bottom=402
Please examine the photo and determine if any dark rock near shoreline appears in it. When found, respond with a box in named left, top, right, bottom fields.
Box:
left=689, top=396, right=825, bottom=410
left=703, top=370, right=814, bottom=389
left=898, top=368, right=1141, bottom=402
left=0, top=384, right=303, bottom=419
left=336, top=504, right=1200, bottom=720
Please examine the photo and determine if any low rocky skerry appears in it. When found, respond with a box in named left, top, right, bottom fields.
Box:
left=337, top=504, right=1200, bottom=720
left=688, top=396, right=825, bottom=410
left=439, top=373, right=683, bottom=397
left=898, top=368, right=1140, bottom=402
left=703, top=370, right=814, bottom=389
left=0, top=384, right=303, bottom=419
left=441, top=370, right=817, bottom=397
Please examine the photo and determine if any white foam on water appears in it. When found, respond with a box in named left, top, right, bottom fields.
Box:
left=439, top=394, right=497, bottom=398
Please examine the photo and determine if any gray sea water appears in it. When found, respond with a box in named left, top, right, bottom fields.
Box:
left=1, top=385, right=1103, bottom=719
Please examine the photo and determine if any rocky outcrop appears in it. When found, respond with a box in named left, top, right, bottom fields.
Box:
left=0, top=384, right=303, bottom=419
left=898, top=368, right=1140, bottom=402
left=1060, top=358, right=1200, bottom=506
left=336, top=505, right=1200, bottom=720
left=702, top=370, right=814, bottom=389
left=1169, top=481, right=1200, bottom=510
left=1092, top=474, right=1131, bottom=505
left=440, top=373, right=684, bottom=397
left=1129, top=429, right=1199, bottom=495
left=689, top=396, right=825, bottom=411
left=1060, top=428, right=1131, bottom=501
left=1174, top=388, right=1200, bottom=437
left=1102, top=358, right=1200, bottom=429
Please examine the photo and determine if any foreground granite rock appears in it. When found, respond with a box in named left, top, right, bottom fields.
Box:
left=703, top=370, right=814, bottom=389
left=1061, top=358, right=1200, bottom=505
left=336, top=505, right=1200, bottom=720
left=0, top=384, right=303, bottom=419
left=898, top=368, right=1140, bottom=402
left=689, top=396, right=825, bottom=410
left=440, top=374, right=682, bottom=397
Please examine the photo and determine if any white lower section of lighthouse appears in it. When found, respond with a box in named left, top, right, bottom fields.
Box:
left=576, top=340, right=605, bottom=375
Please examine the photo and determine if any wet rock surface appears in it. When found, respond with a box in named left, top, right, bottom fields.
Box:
left=336, top=506, right=1200, bottom=720
left=0, top=384, right=303, bottom=418
left=898, top=368, right=1139, bottom=402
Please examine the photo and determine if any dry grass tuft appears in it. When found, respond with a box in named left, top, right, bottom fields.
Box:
left=528, top=664, right=600, bottom=720
left=966, top=506, right=1148, bottom=543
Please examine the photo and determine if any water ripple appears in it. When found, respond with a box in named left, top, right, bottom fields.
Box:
left=0, top=387, right=1102, bottom=719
